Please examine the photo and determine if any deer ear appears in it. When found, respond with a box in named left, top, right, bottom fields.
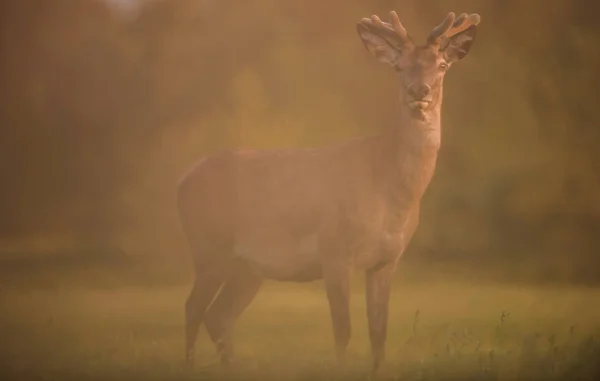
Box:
left=442, top=25, right=477, bottom=62
left=357, top=23, right=404, bottom=67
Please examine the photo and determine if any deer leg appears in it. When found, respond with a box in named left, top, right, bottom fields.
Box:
left=185, top=260, right=227, bottom=367
left=365, top=262, right=394, bottom=373
left=204, top=259, right=263, bottom=366
left=322, top=257, right=351, bottom=365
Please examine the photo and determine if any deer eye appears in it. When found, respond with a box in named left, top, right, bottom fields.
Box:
left=439, top=62, right=449, bottom=70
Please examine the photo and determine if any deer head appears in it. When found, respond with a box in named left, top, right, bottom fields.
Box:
left=357, top=11, right=480, bottom=124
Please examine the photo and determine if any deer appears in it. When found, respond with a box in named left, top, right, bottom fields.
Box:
left=177, top=10, right=481, bottom=372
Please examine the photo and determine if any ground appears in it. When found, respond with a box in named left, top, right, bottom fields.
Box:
left=0, top=268, right=599, bottom=381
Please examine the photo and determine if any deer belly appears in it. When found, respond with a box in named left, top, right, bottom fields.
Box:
left=233, top=232, right=322, bottom=282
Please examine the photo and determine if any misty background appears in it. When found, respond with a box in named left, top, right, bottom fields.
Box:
left=0, top=0, right=599, bottom=286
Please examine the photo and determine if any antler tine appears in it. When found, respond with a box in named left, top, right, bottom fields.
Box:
left=429, top=12, right=481, bottom=46
left=427, top=12, right=456, bottom=45
left=444, top=13, right=480, bottom=40
left=451, top=13, right=470, bottom=31
left=389, top=11, right=410, bottom=43
left=365, top=11, right=412, bottom=46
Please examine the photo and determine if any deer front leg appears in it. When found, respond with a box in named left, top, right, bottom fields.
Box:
left=322, top=256, right=351, bottom=365
left=365, top=262, right=395, bottom=372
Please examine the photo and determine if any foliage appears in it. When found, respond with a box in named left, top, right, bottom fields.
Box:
left=0, top=0, right=599, bottom=281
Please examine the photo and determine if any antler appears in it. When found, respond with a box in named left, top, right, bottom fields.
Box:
left=427, top=12, right=481, bottom=46
left=359, top=10, right=412, bottom=47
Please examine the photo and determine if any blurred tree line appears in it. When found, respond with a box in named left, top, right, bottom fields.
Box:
left=0, top=0, right=598, bottom=281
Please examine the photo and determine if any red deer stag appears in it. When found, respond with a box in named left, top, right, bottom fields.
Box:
left=178, top=10, right=481, bottom=371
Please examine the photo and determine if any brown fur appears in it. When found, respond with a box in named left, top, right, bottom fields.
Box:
left=178, top=10, right=480, bottom=373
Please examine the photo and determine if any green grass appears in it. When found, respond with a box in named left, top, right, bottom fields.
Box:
left=0, top=277, right=599, bottom=380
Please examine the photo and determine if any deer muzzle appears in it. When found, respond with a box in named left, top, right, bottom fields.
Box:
left=407, top=100, right=430, bottom=110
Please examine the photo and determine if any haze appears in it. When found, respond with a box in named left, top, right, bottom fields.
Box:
left=0, top=1, right=598, bottom=380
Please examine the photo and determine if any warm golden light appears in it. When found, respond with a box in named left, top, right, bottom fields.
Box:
left=0, top=0, right=598, bottom=380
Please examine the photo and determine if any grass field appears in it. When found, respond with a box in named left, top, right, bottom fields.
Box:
left=1, top=271, right=599, bottom=381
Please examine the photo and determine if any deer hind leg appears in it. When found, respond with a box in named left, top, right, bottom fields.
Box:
left=204, top=259, right=263, bottom=366
left=185, top=258, right=228, bottom=367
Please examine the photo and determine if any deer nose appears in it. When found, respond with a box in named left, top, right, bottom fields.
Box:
left=407, top=84, right=431, bottom=99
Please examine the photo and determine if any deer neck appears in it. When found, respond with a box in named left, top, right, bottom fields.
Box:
left=378, top=103, right=442, bottom=212
left=395, top=101, right=442, bottom=150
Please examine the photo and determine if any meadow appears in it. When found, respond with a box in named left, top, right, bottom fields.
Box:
left=1, top=262, right=599, bottom=381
